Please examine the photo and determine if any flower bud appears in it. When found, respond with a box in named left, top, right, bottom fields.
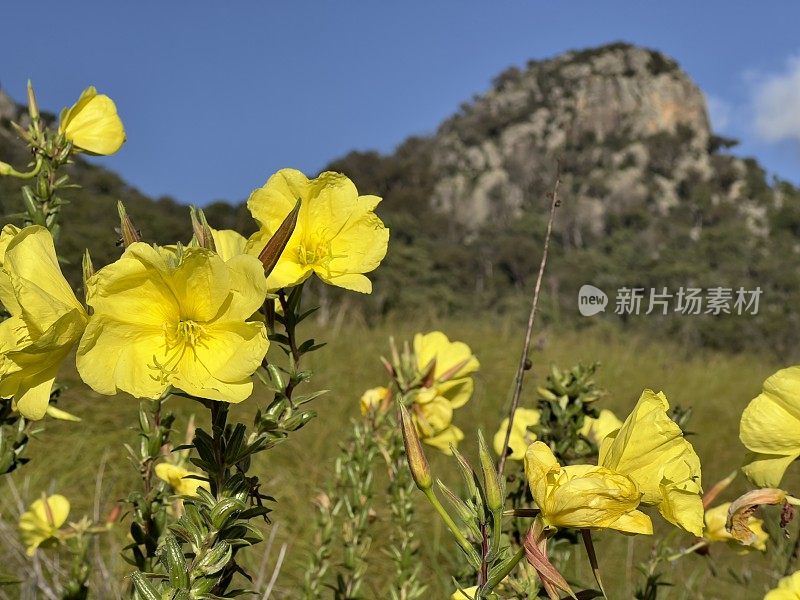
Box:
left=117, top=201, right=141, bottom=247
left=0, top=161, right=12, bottom=176
left=399, top=404, right=432, bottom=491
left=105, top=503, right=122, bottom=525
left=190, top=206, right=216, bottom=251
left=82, top=250, right=95, bottom=302
left=27, top=80, right=39, bottom=122
left=59, top=86, right=125, bottom=155
left=478, top=430, right=503, bottom=513
left=45, top=405, right=81, bottom=422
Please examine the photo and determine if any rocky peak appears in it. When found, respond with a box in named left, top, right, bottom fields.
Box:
left=429, top=43, right=715, bottom=229
left=0, top=88, right=22, bottom=123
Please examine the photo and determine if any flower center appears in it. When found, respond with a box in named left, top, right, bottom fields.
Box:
left=297, top=234, right=332, bottom=267
left=175, top=319, right=204, bottom=347
left=150, top=319, right=208, bottom=385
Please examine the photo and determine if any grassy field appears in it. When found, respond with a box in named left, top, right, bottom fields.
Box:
left=1, top=316, right=796, bottom=599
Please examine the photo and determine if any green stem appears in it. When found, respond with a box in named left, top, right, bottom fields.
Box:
left=2, top=157, right=42, bottom=179
left=62, top=535, right=90, bottom=600
left=666, top=541, right=707, bottom=562
left=482, top=547, right=525, bottom=591
left=422, top=488, right=481, bottom=566
left=209, top=401, right=229, bottom=496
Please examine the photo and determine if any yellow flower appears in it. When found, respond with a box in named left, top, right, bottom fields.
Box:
left=59, top=86, right=125, bottom=155
left=77, top=243, right=268, bottom=403
left=452, top=587, right=478, bottom=600
left=412, top=396, right=464, bottom=455
left=246, top=169, right=389, bottom=292
left=524, top=441, right=652, bottom=534
left=598, top=390, right=704, bottom=536
left=155, top=463, right=210, bottom=497
left=18, top=494, right=70, bottom=556
left=493, top=407, right=540, bottom=460
left=414, top=331, right=479, bottom=383
left=704, top=502, right=767, bottom=552
left=360, top=386, right=389, bottom=415
left=766, top=571, right=800, bottom=600
left=404, top=331, right=479, bottom=455
left=740, top=366, right=800, bottom=487
left=0, top=226, right=87, bottom=420
left=580, top=408, right=623, bottom=446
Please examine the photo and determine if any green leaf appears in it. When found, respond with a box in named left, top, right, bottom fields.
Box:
left=160, top=534, right=189, bottom=589
left=210, top=497, right=246, bottom=529
left=129, top=571, right=160, bottom=600
left=193, top=541, right=232, bottom=576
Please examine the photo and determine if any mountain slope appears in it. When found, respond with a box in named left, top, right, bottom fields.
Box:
left=327, top=43, right=800, bottom=354
left=3, top=42, right=800, bottom=354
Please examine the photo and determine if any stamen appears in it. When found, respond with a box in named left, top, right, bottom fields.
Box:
left=149, top=319, right=207, bottom=383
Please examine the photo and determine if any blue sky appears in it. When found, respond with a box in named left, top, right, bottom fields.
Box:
left=2, top=1, right=799, bottom=205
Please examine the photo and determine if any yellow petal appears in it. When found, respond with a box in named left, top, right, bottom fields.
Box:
left=76, top=316, right=168, bottom=398
left=580, top=409, right=623, bottom=446
left=0, top=307, right=86, bottom=420
left=173, top=321, right=268, bottom=403
left=766, top=570, right=800, bottom=599
left=14, top=372, right=57, bottom=421
left=704, top=502, right=768, bottom=552
left=325, top=207, right=389, bottom=279
left=86, top=242, right=179, bottom=327
left=209, top=228, right=248, bottom=262
left=0, top=224, right=21, bottom=313
left=658, top=476, right=705, bottom=537
left=413, top=331, right=480, bottom=381
left=360, top=386, right=389, bottom=415
left=155, top=463, right=209, bottom=497
left=246, top=168, right=309, bottom=232
left=740, top=367, right=800, bottom=486
left=215, top=254, right=270, bottom=322
left=168, top=248, right=230, bottom=322
left=493, top=407, right=540, bottom=460
left=437, top=377, right=474, bottom=409
left=4, top=226, right=84, bottom=330
left=415, top=396, right=454, bottom=437
left=452, top=586, right=479, bottom=600
left=316, top=272, right=373, bottom=293
left=421, top=425, right=464, bottom=455
left=742, top=453, right=800, bottom=489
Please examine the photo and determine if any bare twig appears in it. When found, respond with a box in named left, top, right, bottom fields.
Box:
left=93, top=450, right=109, bottom=521
left=261, top=542, right=288, bottom=600
left=254, top=523, right=280, bottom=590
left=497, top=173, right=561, bottom=476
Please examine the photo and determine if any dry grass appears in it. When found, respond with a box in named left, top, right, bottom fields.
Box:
left=0, top=317, right=794, bottom=599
